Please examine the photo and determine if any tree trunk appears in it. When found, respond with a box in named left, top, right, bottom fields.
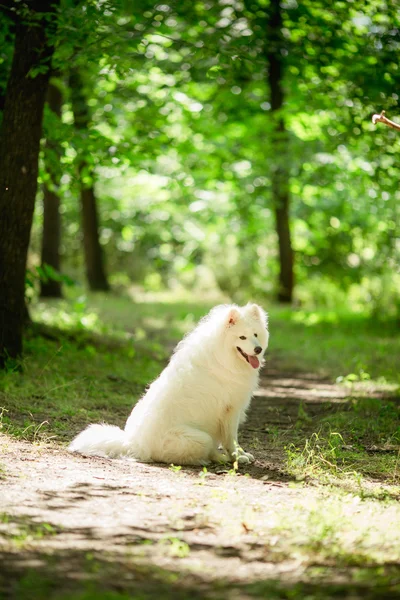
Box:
left=40, top=81, right=63, bottom=298
left=266, top=0, right=294, bottom=303
left=80, top=186, right=110, bottom=291
left=0, top=1, right=59, bottom=368
left=69, top=69, right=109, bottom=291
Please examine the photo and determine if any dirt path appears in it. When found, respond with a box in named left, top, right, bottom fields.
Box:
left=1, top=363, right=399, bottom=599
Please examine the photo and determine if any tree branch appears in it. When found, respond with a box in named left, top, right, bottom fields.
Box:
left=372, top=110, right=400, bottom=132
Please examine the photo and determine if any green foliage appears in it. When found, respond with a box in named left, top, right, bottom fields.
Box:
left=5, top=0, right=394, bottom=307
left=27, top=265, right=74, bottom=289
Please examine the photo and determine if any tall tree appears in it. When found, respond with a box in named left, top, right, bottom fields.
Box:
left=0, top=0, right=60, bottom=368
left=266, top=0, right=294, bottom=303
left=40, top=79, right=63, bottom=298
left=69, top=69, right=109, bottom=291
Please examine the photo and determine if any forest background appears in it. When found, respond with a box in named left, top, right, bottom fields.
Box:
left=1, top=0, right=399, bottom=361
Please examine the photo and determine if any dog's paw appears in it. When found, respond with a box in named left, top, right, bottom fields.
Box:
left=243, top=451, right=255, bottom=462
left=237, top=454, right=251, bottom=465
left=236, top=452, right=255, bottom=465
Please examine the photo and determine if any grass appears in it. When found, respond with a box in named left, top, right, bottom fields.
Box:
left=0, top=332, right=152, bottom=442
left=285, top=432, right=400, bottom=498
left=280, top=393, right=400, bottom=496
left=270, top=305, right=400, bottom=387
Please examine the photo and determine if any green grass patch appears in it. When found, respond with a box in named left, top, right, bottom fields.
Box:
left=0, top=332, right=158, bottom=442
left=270, top=305, right=400, bottom=387
left=284, top=397, right=400, bottom=496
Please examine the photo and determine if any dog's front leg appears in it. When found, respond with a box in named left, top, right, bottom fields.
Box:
left=222, top=412, right=254, bottom=465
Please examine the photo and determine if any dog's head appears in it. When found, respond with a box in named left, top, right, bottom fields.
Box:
left=224, top=303, right=269, bottom=371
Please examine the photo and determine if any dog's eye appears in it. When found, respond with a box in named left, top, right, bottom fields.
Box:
left=239, top=336, right=246, bottom=340
left=254, top=333, right=258, bottom=338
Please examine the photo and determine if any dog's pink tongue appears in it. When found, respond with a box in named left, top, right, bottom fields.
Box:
left=248, top=355, right=260, bottom=369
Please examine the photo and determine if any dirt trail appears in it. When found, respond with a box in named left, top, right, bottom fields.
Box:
left=0, top=363, right=398, bottom=599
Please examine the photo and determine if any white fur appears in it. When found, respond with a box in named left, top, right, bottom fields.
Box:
left=69, top=303, right=269, bottom=465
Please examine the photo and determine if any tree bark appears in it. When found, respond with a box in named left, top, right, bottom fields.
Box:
left=69, top=69, right=109, bottom=291
left=0, top=1, right=60, bottom=368
left=40, top=81, right=63, bottom=298
left=266, top=0, right=294, bottom=303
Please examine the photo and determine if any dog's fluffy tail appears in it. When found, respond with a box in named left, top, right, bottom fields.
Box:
left=69, top=424, right=127, bottom=458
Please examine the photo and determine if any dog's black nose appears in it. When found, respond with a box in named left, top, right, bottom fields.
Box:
left=254, top=346, right=262, bottom=355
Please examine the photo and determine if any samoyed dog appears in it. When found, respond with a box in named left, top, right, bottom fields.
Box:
left=69, top=303, right=268, bottom=465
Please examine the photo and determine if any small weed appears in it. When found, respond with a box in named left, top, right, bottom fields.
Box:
left=249, top=435, right=262, bottom=449
left=196, top=466, right=209, bottom=484
left=169, top=464, right=182, bottom=473
left=295, top=402, right=312, bottom=428
left=226, top=460, right=239, bottom=476
left=161, top=537, right=190, bottom=558
left=263, top=424, right=281, bottom=446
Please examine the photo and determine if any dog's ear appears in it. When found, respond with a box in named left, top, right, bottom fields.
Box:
left=248, top=303, right=267, bottom=325
left=227, top=307, right=240, bottom=327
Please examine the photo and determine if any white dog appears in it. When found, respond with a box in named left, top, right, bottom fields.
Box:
left=69, top=303, right=269, bottom=465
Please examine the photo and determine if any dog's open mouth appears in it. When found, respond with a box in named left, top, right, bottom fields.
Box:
left=236, top=347, right=260, bottom=369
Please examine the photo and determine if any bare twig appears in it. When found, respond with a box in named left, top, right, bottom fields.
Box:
left=372, top=110, right=400, bottom=132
